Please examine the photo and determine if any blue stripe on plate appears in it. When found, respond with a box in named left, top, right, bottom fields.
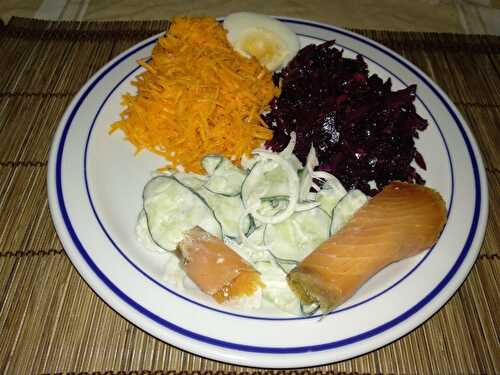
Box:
left=55, top=20, right=482, bottom=353
left=81, top=33, right=455, bottom=321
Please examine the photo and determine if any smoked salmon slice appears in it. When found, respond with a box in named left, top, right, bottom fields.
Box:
left=287, top=182, right=447, bottom=312
left=176, top=226, right=262, bottom=303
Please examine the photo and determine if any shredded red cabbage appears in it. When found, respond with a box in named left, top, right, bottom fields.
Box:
left=263, top=40, right=428, bottom=196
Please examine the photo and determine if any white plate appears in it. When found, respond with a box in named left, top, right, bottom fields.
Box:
left=47, top=17, right=488, bottom=368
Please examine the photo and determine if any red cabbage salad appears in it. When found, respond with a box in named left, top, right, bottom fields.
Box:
left=263, top=40, right=428, bottom=196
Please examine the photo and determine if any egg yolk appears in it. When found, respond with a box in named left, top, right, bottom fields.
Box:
left=238, top=28, right=288, bottom=70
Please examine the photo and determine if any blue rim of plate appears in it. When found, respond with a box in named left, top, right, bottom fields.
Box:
left=81, top=32, right=455, bottom=321
left=53, top=19, right=484, bottom=354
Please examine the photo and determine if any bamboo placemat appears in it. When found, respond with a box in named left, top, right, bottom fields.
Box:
left=0, top=17, right=499, bottom=375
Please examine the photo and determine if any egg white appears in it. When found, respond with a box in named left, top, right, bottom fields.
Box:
left=223, top=12, right=300, bottom=71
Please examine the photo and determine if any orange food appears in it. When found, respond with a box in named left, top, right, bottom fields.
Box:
left=287, top=182, right=447, bottom=312
left=212, top=271, right=262, bottom=303
left=176, top=227, right=262, bottom=303
left=110, top=16, right=279, bottom=173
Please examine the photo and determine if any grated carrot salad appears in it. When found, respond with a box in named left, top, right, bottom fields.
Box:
left=110, top=16, right=280, bottom=173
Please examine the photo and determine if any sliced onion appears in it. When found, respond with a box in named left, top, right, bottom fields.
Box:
left=250, top=151, right=299, bottom=224
left=279, top=131, right=297, bottom=158
left=239, top=211, right=266, bottom=251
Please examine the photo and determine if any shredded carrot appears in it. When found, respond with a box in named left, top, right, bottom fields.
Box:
left=110, top=16, right=280, bottom=173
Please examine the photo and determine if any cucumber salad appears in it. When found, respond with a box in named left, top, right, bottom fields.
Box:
left=136, top=133, right=368, bottom=315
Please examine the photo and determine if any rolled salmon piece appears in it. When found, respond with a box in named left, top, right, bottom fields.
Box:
left=287, top=182, right=447, bottom=312
left=176, top=226, right=262, bottom=303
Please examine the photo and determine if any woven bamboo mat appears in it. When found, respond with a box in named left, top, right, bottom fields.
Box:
left=0, top=17, right=499, bottom=375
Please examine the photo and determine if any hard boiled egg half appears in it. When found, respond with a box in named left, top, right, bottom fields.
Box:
left=223, top=12, right=300, bottom=72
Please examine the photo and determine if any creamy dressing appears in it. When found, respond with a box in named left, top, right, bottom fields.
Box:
left=137, top=213, right=302, bottom=314
left=136, top=140, right=367, bottom=316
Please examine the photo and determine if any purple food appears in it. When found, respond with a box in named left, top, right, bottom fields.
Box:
left=263, top=40, right=428, bottom=196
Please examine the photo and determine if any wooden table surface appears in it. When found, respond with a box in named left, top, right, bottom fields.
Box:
left=0, top=16, right=498, bottom=375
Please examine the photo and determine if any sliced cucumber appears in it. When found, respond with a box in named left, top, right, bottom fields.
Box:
left=138, top=140, right=372, bottom=316
left=143, top=176, right=222, bottom=250
left=330, top=189, right=368, bottom=235
left=240, top=225, right=271, bottom=261
left=316, top=175, right=347, bottom=216
left=265, top=249, right=298, bottom=273
left=257, top=195, right=290, bottom=217
left=246, top=224, right=266, bottom=247
left=264, top=207, right=330, bottom=261
left=241, top=153, right=259, bottom=171
left=203, top=157, right=246, bottom=196
left=295, top=201, right=321, bottom=212
left=201, top=155, right=223, bottom=175
left=239, top=210, right=266, bottom=249
left=135, top=210, right=165, bottom=253
left=244, top=213, right=257, bottom=237
left=198, top=187, right=246, bottom=238
left=174, top=172, right=208, bottom=190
